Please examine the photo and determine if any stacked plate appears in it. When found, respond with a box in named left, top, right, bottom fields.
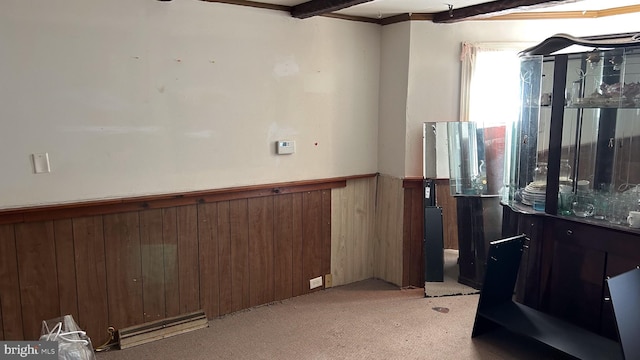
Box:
left=521, top=181, right=546, bottom=206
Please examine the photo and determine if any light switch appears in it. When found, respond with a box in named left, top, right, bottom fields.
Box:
left=32, top=153, right=51, bottom=173
left=276, top=140, right=295, bottom=155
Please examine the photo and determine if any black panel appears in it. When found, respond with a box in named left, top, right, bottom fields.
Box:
left=424, top=206, right=444, bottom=282
left=474, top=235, right=525, bottom=314
left=607, top=268, right=640, bottom=360
left=545, top=54, right=567, bottom=215
left=473, top=234, right=624, bottom=360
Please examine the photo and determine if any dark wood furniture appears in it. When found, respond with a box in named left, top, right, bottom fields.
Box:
left=503, top=205, right=640, bottom=340
left=495, top=33, right=640, bottom=358
left=495, top=33, right=640, bottom=352
left=472, top=234, right=639, bottom=360
left=456, top=196, right=502, bottom=289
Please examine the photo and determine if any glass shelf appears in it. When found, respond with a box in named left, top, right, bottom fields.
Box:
left=505, top=39, right=640, bottom=229
left=567, top=102, right=640, bottom=109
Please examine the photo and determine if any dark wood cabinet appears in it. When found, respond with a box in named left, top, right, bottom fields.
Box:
left=501, top=33, right=640, bottom=347
left=456, top=196, right=502, bottom=289
left=504, top=207, right=640, bottom=340
left=502, top=206, right=544, bottom=308
left=547, top=237, right=606, bottom=333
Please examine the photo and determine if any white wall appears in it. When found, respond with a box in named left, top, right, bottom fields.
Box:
left=377, top=22, right=410, bottom=178
left=405, top=14, right=640, bottom=178
left=0, top=0, right=381, bottom=209
left=3, top=1, right=638, bottom=208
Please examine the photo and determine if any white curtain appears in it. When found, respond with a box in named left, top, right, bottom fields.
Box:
left=459, top=42, right=477, bottom=122
left=459, top=42, right=530, bottom=125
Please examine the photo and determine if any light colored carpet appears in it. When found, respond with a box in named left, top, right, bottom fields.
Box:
left=96, top=279, right=563, bottom=360
left=424, top=249, right=480, bottom=298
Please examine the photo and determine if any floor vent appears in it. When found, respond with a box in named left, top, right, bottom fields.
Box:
left=118, top=310, right=208, bottom=349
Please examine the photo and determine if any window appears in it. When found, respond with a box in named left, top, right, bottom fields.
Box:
left=460, top=42, right=526, bottom=128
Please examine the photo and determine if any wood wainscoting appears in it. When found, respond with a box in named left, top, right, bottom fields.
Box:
left=401, top=178, right=458, bottom=288
left=331, top=177, right=377, bottom=287
left=374, top=175, right=404, bottom=287
left=402, top=179, right=424, bottom=287
left=0, top=178, right=357, bottom=344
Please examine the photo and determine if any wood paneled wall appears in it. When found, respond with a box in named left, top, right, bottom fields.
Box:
left=402, top=180, right=424, bottom=287
left=331, top=177, right=376, bottom=287
left=401, top=178, right=458, bottom=287
left=372, top=176, right=459, bottom=288
left=0, top=182, right=337, bottom=345
left=374, top=175, right=404, bottom=286
left=0, top=174, right=439, bottom=344
left=332, top=176, right=452, bottom=289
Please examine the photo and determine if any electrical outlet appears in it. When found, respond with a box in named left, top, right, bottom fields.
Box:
left=324, top=274, right=333, bottom=288
left=309, top=276, right=323, bottom=289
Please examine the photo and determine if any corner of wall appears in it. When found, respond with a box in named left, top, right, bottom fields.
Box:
left=372, top=173, right=404, bottom=286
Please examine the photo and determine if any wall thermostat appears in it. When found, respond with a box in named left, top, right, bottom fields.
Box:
left=276, top=140, right=295, bottom=155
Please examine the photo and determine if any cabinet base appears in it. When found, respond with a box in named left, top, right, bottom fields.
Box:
left=457, top=276, right=482, bottom=290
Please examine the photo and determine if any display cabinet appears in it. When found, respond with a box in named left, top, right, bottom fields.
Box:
left=502, top=32, right=640, bottom=341
left=504, top=34, right=640, bottom=229
left=446, top=122, right=505, bottom=288
left=447, top=122, right=487, bottom=196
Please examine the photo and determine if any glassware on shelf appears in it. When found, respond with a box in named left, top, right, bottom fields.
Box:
left=533, top=162, right=548, bottom=183
left=592, top=183, right=613, bottom=220
left=571, top=180, right=594, bottom=217
left=592, top=191, right=610, bottom=220
left=566, top=80, right=582, bottom=106
left=532, top=198, right=546, bottom=211
left=603, top=185, right=640, bottom=224
left=628, top=211, right=640, bottom=228
left=626, top=185, right=640, bottom=211
left=559, top=159, right=572, bottom=184
left=509, top=40, right=640, bottom=232
left=471, top=160, right=488, bottom=194
left=557, top=185, right=573, bottom=216
left=608, top=193, right=630, bottom=225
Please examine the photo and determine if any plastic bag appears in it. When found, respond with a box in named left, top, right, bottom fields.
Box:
left=40, top=315, right=96, bottom=360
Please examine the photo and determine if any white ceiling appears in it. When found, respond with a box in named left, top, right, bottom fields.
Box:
left=256, top=0, right=640, bottom=20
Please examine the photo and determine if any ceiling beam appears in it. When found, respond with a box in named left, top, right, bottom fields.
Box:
left=200, top=0, right=290, bottom=12
left=291, top=0, right=373, bottom=19
left=432, top=0, right=577, bottom=23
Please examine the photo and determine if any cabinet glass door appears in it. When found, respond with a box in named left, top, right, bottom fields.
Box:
left=504, top=55, right=553, bottom=210
left=560, top=48, right=640, bottom=224
left=448, top=122, right=485, bottom=195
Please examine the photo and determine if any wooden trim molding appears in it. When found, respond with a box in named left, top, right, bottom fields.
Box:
left=402, top=177, right=424, bottom=189
left=199, top=0, right=290, bottom=12
left=320, top=13, right=380, bottom=23
left=197, top=0, right=639, bottom=25
left=599, top=5, right=640, bottom=17
left=380, top=13, right=433, bottom=26
left=379, top=13, right=410, bottom=25
left=198, top=0, right=379, bottom=23
left=0, top=174, right=375, bottom=225
left=488, top=5, right=640, bottom=20
left=431, top=0, right=574, bottom=23
left=291, top=0, right=373, bottom=19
